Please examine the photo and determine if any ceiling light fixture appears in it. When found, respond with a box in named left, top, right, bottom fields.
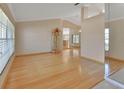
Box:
left=74, top=3, right=80, bottom=6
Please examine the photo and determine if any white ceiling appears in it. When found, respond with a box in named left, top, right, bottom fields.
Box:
left=8, top=3, right=104, bottom=25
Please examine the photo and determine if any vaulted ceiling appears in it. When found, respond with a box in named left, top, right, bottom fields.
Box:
left=7, top=3, right=104, bottom=25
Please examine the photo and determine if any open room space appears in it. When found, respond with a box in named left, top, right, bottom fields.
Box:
left=0, top=3, right=124, bottom=89
left=5, top=49, right=104, bottom=88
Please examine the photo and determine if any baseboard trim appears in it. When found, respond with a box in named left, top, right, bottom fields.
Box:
left=106, top=56, right=124, bottom=62
left=16, top=52, right=52, bottom=57
left=80, top=56, right=104, bottom=65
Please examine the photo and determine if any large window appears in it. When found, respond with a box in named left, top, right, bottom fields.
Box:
left=0, top=9, right=15, bottom=74
left=105, top=28, right=109, bottom=51
left=72, top=34, right=79, bottom=44
left=63, top=28, right=70, bottom=40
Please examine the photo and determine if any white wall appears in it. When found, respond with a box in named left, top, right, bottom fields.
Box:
left=109, top=4, right=124, bottom=21
left=109, top=19, right=124, bottom=60
left=105, top=4, right=124, bottom=61
left=16, top=19, right=62, bottom=55
left=81, top=14, right=105, bottom=63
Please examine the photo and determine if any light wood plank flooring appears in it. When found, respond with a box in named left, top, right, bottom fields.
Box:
left=4, top=49, right=124, bottom=88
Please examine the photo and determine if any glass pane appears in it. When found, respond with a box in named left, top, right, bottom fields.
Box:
left=63, top=35, right=69, bottom=40
left=72, top=34, right=79, bottom=44
left=104, top=28, right=109, bottom=51
left=63, top=28, right=70, bottom=35
left=105, top=34, right=109, bottom=39
left=0, top=23, right=1, bottom=38
left=1, top=24, right=7, bottom=38
left=105, top=28, right=109, bottom=34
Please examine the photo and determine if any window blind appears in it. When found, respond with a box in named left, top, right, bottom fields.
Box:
left=0, top=8, right=15, bottom=74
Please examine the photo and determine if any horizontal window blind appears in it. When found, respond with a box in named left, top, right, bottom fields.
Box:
left=0, top=8, right=15, bottom=74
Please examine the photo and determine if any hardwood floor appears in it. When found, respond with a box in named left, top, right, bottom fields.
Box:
left=105, top=57, right=124, bottom=76
left=4, top=49, right=124, bottom=88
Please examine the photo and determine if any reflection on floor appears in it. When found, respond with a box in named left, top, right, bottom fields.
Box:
left=4, top=48, right=124, bottom=88
left=105, top=58, right=124, bottom=76
left=94, top=58, right=124, bottom=89
left=5, top=48, right=104, bottom=88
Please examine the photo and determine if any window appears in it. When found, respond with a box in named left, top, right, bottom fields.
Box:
left=63, top=28, right=70, bottom=40
left=0, top=9, right=15, bottom=74
left=72, top=34, right=79, bottom=44
left=105, top=28, right=109, bottom=51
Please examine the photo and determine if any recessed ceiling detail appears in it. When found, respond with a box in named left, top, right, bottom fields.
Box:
left=7, top=3, right=105, bottom=25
